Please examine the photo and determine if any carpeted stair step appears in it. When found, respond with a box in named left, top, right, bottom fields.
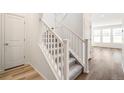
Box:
left=69, top=63, right=83, bottom=80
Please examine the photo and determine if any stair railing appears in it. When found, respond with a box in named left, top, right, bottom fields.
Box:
left=39, top=19, right=69, bottom=80
left=60, top=24, right=89, bottom=72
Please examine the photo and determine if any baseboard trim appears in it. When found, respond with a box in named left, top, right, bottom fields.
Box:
left=5, top=64, right=24, bottom=71
left=30, top=63, right=47, bottom=80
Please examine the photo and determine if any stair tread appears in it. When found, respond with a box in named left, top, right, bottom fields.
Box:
left=69, top=64, right=82, bottom=80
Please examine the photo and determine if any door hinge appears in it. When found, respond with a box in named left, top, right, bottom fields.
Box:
left=24, top=38, right=26, bottom=41
left=24, top=56, right=25, bottom=59
left=24, top=21, right=25, bottom=24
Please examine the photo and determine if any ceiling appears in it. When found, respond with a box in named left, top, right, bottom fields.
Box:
left=92, top=13, right=124, bottom=26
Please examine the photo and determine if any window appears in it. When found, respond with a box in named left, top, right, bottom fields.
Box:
left=112, top=28, right=122, bottom=43
left=102, top=28, right=111, bottom=43
left=92, top=25, right=123, bottom=44
left=93, top=29, right=101, bottom=43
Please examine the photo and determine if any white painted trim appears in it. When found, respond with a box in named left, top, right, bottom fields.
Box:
left=23, top=15, right=26, bottom=65
left=93, top=24, right=123, bottom=29
left=92, top=43, right=122, bottom=49
left=30, top=63, right=47, bottom=80
left=92, top=24, right=123, bottom=48
left=6, top=13, right=25, bottom=19
left=0, top=14, right=2, bottom=71
left=1, top=13, right=5, bottom=71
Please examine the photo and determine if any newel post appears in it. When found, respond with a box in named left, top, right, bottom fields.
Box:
left=63, top=39, right=69, bottom=80
left=84, top=39, right=89, bottom=73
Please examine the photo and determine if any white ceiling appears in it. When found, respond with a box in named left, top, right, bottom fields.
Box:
left=92, top=13, right=124, bottom=26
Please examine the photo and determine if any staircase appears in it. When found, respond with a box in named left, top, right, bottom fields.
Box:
left=39, top=19, right=88, bottom=80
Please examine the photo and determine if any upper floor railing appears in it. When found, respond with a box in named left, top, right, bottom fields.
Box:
left=59, top=24, right=89, bottom=72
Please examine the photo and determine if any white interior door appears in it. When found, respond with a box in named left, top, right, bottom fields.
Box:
left=4, top=14, right=25, bottom=69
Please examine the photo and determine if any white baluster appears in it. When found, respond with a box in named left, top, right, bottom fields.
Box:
left=63, top=39, right=69, bottom=80
left=61, top=47, right=64, bottom=79
left=57, top=40, right=59, bottom=74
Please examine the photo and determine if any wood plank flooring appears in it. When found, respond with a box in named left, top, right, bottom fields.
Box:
left=76, top=47, right=124, bottom=80
left=0, top=65, right=44, bottom=80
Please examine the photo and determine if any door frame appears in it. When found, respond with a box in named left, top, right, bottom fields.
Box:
left=1, top=13, right=26, bottom=71
left=122, top=21, right=124, bottom=72
left=0, top=14, right=2, bottom=72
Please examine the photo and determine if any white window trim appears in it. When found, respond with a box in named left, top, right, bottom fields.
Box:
left=92, top=24, right=123, bottom=44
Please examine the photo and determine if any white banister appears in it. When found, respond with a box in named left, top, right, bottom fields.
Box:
left=40, top=18, right=89, bottom=79
left=39, top=19, right=69, bottom=80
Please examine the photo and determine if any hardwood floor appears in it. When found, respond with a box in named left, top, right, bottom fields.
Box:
left=0, top=65, right=44, bottom=80
left=76, top=47, right=124, bottom=80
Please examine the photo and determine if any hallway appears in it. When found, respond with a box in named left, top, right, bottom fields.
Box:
left=77, top=47, right=124, bottom=80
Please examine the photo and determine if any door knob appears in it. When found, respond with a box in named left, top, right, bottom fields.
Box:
left=5, top=43, right=9, bottom=46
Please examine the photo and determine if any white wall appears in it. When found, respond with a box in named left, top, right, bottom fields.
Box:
left=42, top=13, right=83, bottom=37
left=92, top=13, right=124, bottom=27
left=62, top=13, right=83, bottom=37
left=42, top=13, right=55, bottom=28
left=0, top=14, right=2, bottom=71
